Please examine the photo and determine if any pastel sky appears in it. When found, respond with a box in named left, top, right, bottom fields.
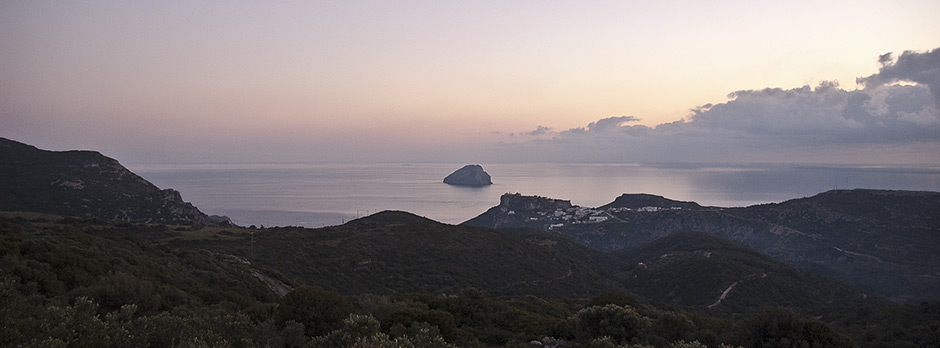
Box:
left=2, top=1, right=939, bottom=164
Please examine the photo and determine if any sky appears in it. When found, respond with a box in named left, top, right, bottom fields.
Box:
left=1, top=1, right=939, bottom=165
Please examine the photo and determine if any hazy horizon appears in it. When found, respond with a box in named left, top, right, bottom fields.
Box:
left=2, top=2, right=939, bottom=165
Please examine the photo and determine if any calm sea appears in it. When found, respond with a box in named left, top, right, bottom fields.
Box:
left=130, top=163, right=940, bottom=228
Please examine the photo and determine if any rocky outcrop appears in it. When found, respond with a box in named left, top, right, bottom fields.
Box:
left=462, top=193, right=575, bottom=230
left=443, top=164, right=492, bottom=187
left=499, top=193, right=572, bottom=211
left=0, top=137, right=212, bottom=225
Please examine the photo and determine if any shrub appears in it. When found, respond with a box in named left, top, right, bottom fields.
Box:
left=575, top=304, right=651, bottom=344
left=276, top=286, right=354, bottom=337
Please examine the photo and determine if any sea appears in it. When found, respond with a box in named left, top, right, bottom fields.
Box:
left=130, top=162, right=940, bottom=228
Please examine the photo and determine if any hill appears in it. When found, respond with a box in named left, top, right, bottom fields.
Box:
left=0, top=137, right=212, bottom=224
left=0, top=213, right=280, bottom=311
left=731, top=189, right=940, bottom=302
left=2, top=212, right=924, bottom=347
left=0, top=212, right=286, bottom=347
left=614, top=232, right=875, bottom=313
left=599, top=193, right=702, bottom=210
left=463, top=190, right=940, bottom=302
left=87, top=208, right=867, bottom=316
left=163, top=210, right=627, bottom=299
left=463, top=193, right=742, bottom=251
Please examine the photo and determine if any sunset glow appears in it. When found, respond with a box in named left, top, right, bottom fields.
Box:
left=2, top=1, right=938, bottom=164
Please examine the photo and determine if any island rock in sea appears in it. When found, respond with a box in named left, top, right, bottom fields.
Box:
left=443, top=164, right=492, bottom=187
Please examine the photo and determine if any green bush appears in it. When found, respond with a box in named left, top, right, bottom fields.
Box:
left=276, top=286, right=354, bottom=337
left=575, top=304, right=652, bottom=344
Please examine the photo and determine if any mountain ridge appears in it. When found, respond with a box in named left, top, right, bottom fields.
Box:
left=463, top=190, right=940, bottom=302
left=164, top=210, right=627, bottom=299
left=117, top=209, right=879, bottom=314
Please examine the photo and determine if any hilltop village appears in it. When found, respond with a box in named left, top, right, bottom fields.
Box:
left=492, top=193, right=688, bottom=231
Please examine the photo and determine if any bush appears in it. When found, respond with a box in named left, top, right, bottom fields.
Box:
left=736, top=307, right=855, bottom=348
left=309, top=314, right=455, bottom=348
left=276, top=286, right=354, bottom=337
left=575, top=304, right=651, bottom=344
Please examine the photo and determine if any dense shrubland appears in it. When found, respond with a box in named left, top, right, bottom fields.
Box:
left=1, top=215, right=936, bottom=347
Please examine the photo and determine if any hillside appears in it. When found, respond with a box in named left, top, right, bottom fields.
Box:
left=83, top=207, right=870, bottom=315
left=0, top=213, right=279, bottom=310
left=463, top=190, right=940, bottom=302
left=4, top=212, right=931, bottom=347
left=164, top=210, right=628, bottom=299
left=0, top=138, right=212, bottom=224
left=464, top=193, right=753, bottom=251
left=731, top=189, right=940, bottom=303
left=614, top=232, right=875, bottom=313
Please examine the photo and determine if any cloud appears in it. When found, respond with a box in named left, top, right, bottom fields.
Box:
left=877, top=52, right=894, bottom=67
left=686, top=82, right=939, bottom=143
left=494, top=48, right=940, bottom=164
left=586, top=116, right=640, bottom=132
left=524, top=125, right=552, bottom=136
left=561, top=116, right=641, bottom=135
left=858, top=47, right=940, bottom=102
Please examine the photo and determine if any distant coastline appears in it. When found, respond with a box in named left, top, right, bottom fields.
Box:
left=132, top=162, right=940, bottom=228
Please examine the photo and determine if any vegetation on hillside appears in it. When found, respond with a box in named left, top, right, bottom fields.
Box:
left=0, top=137, right=212, bottom=224
left=162, top=211, right=627, bottom=299
left=465, top=190, right=940, bottom=303
left=4, top=214, right=917, bottom=347
left=613, top=232, right=876, bottom=313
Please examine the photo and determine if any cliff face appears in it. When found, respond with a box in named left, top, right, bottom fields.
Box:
left=443, top=164, right=492, bottom=187
left=0, top=138, right=211, bottom=225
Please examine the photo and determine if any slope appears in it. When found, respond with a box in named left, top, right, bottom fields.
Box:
left=728, top=189, right=940, bottom=303
left=613, top=232, right=876, bottom=314
left=0, top=137, right=211, bottom=224
left=0, top=213, right=278, bottom=314
left=166, top=210, right=628, bottom=298
left=464, top=190, right=940, bottom=302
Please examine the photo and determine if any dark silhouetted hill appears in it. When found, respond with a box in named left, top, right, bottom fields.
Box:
left=465, top=190, right=940, bottom=303
left=166, top=210, right=626, bottom=299
left=156, top=209, right=868, bottom=314
left=0, top=137, right=211, bottom=224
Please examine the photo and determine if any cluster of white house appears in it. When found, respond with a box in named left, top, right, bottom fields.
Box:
left=606, top=206, right=684, bottom=212
left=524, top=205, right=685, bottom=230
